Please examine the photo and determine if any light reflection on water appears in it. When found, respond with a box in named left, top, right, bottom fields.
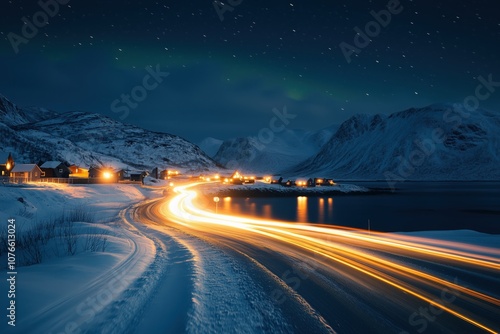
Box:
left=214, top=182, right=500, bottom=233
left=262, top=204, right=272, bottom=218
left=220, top=196, right=333, bottom=224
left=328, top=197, right=333, bottom=217
left=318, top=198, right=324, bottom=222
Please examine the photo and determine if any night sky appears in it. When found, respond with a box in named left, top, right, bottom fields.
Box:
left=1, top=0, right=499, bottom=142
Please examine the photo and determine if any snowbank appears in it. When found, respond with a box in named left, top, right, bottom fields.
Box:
left=142, top=176, right=170, bottom=187
left=0, top=183, right=160, bottom=333
left=0, top=183, right=147, bottom=229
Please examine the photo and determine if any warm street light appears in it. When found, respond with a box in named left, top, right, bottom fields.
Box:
left=103, top=171, right=112, bottom=179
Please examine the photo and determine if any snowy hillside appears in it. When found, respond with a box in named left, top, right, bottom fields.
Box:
left=0, top=94, right=218, bottom=171
left=213, top=125, right=337, bottom=173
left=285, top=104, right=500, bottom=180
left=0, top=94, right=59, bottom=126
left=197, top=137, right=223, bottom=157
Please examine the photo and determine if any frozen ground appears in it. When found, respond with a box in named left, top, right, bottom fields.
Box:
left=0, top=182, right=498, bottom=333
left=0, top=183, right=159, bottom=333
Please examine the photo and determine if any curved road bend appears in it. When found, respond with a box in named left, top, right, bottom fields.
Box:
left=137, top=182, right=500, bottom=334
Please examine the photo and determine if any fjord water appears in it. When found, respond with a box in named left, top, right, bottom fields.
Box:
left=217, top=182, right=500, bottom=234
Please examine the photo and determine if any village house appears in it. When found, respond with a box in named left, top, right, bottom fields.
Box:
left=69, top=164, right=89, bottom=178
left=159, top=169, right=179, bottom=180
left=151, top=167, right=159, bottom=179
left=10, top=164, right=42, bottom=182
left=130, top=171, right=148, bottom=182
left=307, top=178, right=315, bottom=187
left=40, top=161, right=71, bottom=178
left=89, top=166, right=130, bottom=182
left=0, top=152, right=15, bottom=177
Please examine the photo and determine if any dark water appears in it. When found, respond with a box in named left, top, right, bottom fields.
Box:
left=217, top=182, right=500, bottom=234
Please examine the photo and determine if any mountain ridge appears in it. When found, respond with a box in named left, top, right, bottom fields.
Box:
left=284, top=103, right=500, bottom=180
left=0, top=94, right=218, bottom=172
left=212, top=125, right=338, bottom=173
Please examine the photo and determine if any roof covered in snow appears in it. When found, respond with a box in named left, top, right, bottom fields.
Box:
left=40, top=161, right=63, bottom=169
left=12, top=164, right=40, bottom=173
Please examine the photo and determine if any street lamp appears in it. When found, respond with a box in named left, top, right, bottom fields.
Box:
left=213, top=196, right=220, bottom=213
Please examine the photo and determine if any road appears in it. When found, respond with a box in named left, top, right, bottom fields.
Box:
left=137, top=181, right=500, bottom=334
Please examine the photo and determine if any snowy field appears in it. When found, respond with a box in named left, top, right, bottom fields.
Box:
left=0, top=183, right=160, bottom=333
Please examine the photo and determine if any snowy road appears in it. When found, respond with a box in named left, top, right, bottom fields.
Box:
left=135, top=181, right=500, bottom=334
left=7, top=182, right=496, bottom=333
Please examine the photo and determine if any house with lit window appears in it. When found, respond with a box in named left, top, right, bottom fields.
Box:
left=0, top=152, right=15, bottom=177
left=88, top=166, right=124, bottom=182
left=69, top=164, right=89, bottom=178
left=40, top=161, right=71, bottom=178
left=10, top=164, right=42, bottom=183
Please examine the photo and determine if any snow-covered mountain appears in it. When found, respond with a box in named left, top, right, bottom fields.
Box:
left=285, top=104, right=500, bottom=180
left=0, top=93, right=59, bottom=126
left=0, top=94, right=218, bottom=171
left=213, top=125, right=337, bottom=173
left=197, top=137, right=223, bottom=157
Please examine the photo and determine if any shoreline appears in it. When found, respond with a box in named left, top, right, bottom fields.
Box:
left=198, top=185, right=391, bottom=198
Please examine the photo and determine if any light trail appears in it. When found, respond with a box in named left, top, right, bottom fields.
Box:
left=155, top=182, right=500, bottom=333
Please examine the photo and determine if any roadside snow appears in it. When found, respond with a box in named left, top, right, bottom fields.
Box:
left=143, top=176, right=170, bottom=187
left=0, top=183, right=159, bottom=334
left=135, top=222, right=294, bottom=334
left=185, top=238, right=293, bottom=334
left=0, top=183, right=146, bottom=229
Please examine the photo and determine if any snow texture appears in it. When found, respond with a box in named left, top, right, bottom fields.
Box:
left=0, top=94, right=218, bottom=173
left=285, top=103, right=500, bottom=180
left=213, top=126, right=337, bottom=174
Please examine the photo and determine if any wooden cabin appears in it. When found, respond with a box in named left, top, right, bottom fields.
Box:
left=10, top=164, right=42, bottom=182
left=130, top=171, right=147, bottom=182
left=69, top=164, right=89, bottom=178
left=40, top=161, right=71, bottom=178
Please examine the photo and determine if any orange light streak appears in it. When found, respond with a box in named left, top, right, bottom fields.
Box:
left=159, top=182, right=500, bottom=334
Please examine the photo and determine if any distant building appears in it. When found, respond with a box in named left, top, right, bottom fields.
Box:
left=40, top=161, right=71, bottom=178
left=130, top=171, right=147, bottom=182
left=88, top=166, right=102, bottom=178
left=159, top=169, right=180, bottom=179
left=0, top=152, right=15, bottom=177
left=88, top=166, right=120, bottom=182
left=10, top=164, right=42, bottom=182
left=69, top=164, right=89, bottom=178
left=151, top=167, right=159, bottom=179
left=325, top=179, right=335, bottom=186
left=307, top=178, right=315, bottom=187
left=115, top=169, right=127, bottom=181
left=314, top=178, right=325, bottom=186
left=271, top=177, right=283, bottom=184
